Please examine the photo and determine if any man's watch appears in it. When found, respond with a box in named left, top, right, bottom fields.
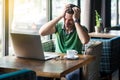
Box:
left=74, top=19, right=80, bottom=23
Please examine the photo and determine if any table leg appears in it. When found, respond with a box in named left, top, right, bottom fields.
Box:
left=80, top=65, right=88, bottom=80
left=53, top=78, right=58, bottom=80
left=53, top=77, right=66, bottom=80
left=118, top=67, right=120, bottom=80
left=79, top=68, right=82, bottom=80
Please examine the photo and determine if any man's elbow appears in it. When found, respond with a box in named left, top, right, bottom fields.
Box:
left=39, top=30, right=45, bottom=36
left=81, top=40, right=89, bottom=44
left=81, top=38, right=90, bottom=44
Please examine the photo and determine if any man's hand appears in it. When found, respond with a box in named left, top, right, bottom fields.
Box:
left=60, top=5, right=68, bottom=18
left=72, top=7, right=80, bottom=20
left=60, top=4, right=72, bottom=18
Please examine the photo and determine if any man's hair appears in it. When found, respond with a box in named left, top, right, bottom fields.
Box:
left=66, top=4, right=79, bottom=14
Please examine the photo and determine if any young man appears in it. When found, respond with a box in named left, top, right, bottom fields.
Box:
left=39, top=4, right=90, bottom=80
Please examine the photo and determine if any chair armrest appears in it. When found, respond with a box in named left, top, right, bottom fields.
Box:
left=84, top=41, right=102, bottom=80
left=0, top=69, right=36, bottom=80
left=85, top=41, right=102, bottom=55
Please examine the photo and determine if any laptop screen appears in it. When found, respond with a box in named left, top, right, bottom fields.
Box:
left=11, top=33, right=59, bottom=60
left=10, top=33, right=46, bottom=60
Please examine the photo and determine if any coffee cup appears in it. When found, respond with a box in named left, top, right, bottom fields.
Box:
left=66, top=50, right=78, bottom=58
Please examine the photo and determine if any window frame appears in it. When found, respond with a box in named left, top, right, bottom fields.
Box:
left=3, top=0, right=9, bottom=56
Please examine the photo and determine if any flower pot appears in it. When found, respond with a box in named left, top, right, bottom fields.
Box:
left=95, top=27, right=101, bottom=33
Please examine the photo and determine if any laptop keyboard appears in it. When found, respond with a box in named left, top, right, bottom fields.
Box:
left=44, top=53, right=59, bottom=58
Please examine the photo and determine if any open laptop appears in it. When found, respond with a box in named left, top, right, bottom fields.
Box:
left=10, top=33, right=59, bottom=60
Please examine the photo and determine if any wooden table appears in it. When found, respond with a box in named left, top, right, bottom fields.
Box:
left=0, top=55, right=95, bottom=80
left=89, top=31, right=120, bottom=38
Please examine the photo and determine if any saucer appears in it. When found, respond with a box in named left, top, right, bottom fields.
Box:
left=64, top=55, right=79, bottom=60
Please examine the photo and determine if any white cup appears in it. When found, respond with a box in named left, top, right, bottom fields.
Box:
left=66, top=50, right=78, bottom=58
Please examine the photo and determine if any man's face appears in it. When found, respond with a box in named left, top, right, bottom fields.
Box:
left=64, top=13, right=74, bottom=30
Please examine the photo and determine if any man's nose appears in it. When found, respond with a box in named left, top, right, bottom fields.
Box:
left=66, top=20, right=70, bottom=24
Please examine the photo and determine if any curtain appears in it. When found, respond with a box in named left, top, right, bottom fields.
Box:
left=101, top=0, right=111, bottom=28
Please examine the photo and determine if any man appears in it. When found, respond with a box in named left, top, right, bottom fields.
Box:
left=39, top=4, right=90, bottom=80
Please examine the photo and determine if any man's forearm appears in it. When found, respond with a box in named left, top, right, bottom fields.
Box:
left=75, top=22, right=90, bottom=44
left=39, top=16, right=63, bottom=36
left=47, top=15, right=63, bottom=27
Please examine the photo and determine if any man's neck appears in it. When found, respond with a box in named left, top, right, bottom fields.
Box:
left=66, top=28, right=74, bottom=34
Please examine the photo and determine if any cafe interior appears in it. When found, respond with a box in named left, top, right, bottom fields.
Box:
left=0, top=0, right=120, bottom=80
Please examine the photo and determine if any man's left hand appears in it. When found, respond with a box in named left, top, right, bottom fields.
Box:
left=72, top=7, right=80, bottom=20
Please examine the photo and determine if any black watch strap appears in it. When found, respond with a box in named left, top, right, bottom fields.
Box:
left=74, top=19, right=80, bottom=23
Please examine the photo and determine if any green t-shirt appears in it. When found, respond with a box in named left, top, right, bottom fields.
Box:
left=55, top=22, right=83, bottom=54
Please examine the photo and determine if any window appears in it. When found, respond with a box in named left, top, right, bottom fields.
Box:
left=111, top=0, right=120, bottom=26
left=11, top=0, right=47, bottom=34
left=52, top=0, right=77, bottom=18
left=9, top=0, right=48, bottom=55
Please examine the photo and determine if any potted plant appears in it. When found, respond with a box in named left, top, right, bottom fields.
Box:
left=95, top=10, right=101, bottom=33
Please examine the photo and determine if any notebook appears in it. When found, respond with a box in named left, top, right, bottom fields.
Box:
left=10, top=33, right=59, bottom=60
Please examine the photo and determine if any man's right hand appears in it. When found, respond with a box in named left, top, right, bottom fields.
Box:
left=60, top=4, right=70, bottom=18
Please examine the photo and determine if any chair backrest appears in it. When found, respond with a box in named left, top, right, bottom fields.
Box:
left=42, top=40, right=55, bottom=52
left=0, top=69, right=36, bottom=80
left=91, top=36, right=120, bottom=75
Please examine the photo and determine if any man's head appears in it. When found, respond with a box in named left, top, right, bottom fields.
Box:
left=65, top=4, right=80, bottom=14
left=64, top=4, right=80, bottom=31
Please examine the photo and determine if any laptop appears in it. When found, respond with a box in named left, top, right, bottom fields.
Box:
left=10, top=33, right=59, bottom=60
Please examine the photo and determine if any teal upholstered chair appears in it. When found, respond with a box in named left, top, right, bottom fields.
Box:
left=0, top=69, right=36, bottom=80
left=91, top=36, right=120, bottom=79
left=42, top=40, right=55, bottom=52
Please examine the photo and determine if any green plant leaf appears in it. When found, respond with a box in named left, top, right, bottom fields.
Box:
left=95, top=10, right=101, bottom=27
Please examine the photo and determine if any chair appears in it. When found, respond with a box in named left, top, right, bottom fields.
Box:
left=82, top=41, right=102, bottom=80
left=42, top=40, right=102, bottom=80
left=91, top=36, right=120, bottom=79
left=0, top=69, right=36, bottom=80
